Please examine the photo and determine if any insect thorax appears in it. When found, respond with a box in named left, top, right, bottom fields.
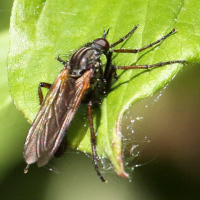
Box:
left=67, top=47, right=102, bottom=77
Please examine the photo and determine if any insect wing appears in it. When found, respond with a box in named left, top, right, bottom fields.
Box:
left=24, top=68, right=93, bottom=167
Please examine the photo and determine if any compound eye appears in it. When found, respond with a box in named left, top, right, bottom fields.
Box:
left=92, top=38, right=109, bottom=52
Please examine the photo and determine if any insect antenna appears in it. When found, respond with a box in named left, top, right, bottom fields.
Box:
left=102, top=28, right=111, bottom=39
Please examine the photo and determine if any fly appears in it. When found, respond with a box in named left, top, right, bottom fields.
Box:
left=23, top=25, right=186, bottom=182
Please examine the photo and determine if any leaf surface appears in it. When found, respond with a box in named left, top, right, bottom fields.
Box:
left=8, top=0, right=199, bottom=177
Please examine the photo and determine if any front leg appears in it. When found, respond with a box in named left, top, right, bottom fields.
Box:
left=103, top=51, right=118, bottom=93
left=57, top=55, right=67, bottom=65
left=112, top=28, right=177, bottom=53
left=38, top=82, right=52, bottom=105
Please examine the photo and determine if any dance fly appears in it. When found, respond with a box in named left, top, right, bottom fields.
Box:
left=23, top=25, right=186, bottom=182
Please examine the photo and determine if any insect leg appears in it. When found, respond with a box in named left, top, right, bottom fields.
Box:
left=54, top=135, right=67, bottom=158
left=88, top=100, right=106, bottom=182
left=110, top=25, right=139, bottom=48
left=112, top=28, right=177, bottom=53
left=104, top=51, right=113, bottom=80
left=104, top=51, right=117, bottom=93
left=57, top=55, right=67, bottom=65
left=38, top=82, right=52, bottom=105
left=24, top=164, right=30, bottom=173
left=114, top=60, right=187, bottom=70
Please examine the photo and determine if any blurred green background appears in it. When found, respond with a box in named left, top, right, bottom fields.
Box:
left=1, top=1, right=200, bottom=199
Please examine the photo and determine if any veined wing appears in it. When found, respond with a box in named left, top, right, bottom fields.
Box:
left=24, top=68, right=93, bottom=167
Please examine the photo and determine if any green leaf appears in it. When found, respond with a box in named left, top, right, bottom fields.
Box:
left=7, top=0, right=200, bottom=177
left=0, top=30, right=30, bottom=181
